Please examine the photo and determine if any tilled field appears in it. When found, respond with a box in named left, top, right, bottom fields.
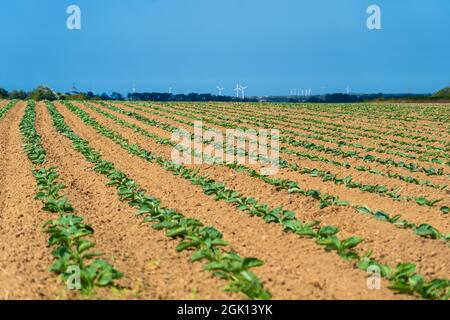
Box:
left=0, top=99, right=449, bottom=300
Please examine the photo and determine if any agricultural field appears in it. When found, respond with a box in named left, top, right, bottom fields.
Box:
left=0, top=99, right=449, bottom=300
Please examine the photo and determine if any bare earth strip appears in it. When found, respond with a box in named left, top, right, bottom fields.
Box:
left=0, top=102, right=62, bottom=299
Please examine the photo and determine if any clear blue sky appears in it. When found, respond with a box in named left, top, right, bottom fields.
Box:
left=1, top=0, right=449, bottom=95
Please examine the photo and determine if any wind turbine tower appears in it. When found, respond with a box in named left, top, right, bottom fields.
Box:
left=217, top=86, right=224, bottom=96
left=71, top=82, right=78, bottom=94
left=234, top=84, right=241, bottom=98
left=239, top=85, right=248, bottom=99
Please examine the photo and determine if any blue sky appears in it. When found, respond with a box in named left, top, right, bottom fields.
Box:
left=1, top=0, right=449, bottom=95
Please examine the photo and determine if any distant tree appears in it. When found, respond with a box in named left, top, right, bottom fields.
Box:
left=65, top=93, right=88, bottom=100
left=187, top=93, right=199, bottom=101
left=324, top=93, right=359, bottom=103
left=100, top=93, right=111, bottom=100
left=124, top=91, right=242, bottom=102
left=0, top=88, right=8, bottom=98
left=59, top=91, right=100, bottom=100
left=9, top=90, right=28, bottom=100
left=307, top=96, right=322, bottom=103
left=29, top=85, right=59, bottom=101
left=433, top=86, right=450, bottom=99
left=86, top=91, right=98, bottom=99
left=111, top=92, right=124, bottom=100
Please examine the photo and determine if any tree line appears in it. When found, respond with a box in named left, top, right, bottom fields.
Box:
left=0, top=86, right=59, bottom=101
left=0, top=86, right=257, bottom=102
left=2, top=85, right=447, bottom=102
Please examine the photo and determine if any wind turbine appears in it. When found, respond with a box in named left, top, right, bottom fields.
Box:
left=239, top=85, right=248, bottom=99
left=71, top=82, right=78, bottom=94
left=216, top=86, right=224, bottom=96
left=346, top=85, right=351, bottom=95
left=234, top=84, right=241, bottom=98
left=132, top=83, right=136, bottom=93
left=168, top=87, right=173, bottom=94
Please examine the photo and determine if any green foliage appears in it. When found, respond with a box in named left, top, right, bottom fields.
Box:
left=0, top=100, right=18, bottom=119
left=357, top=255, right=450, bottom=300
left=316, top=226, right=363, bottom=260
left=388, top=263, right=449, bottom=300
left=0, top=87, right=8, bottom=98
left=356, top=206, right=447, bottom=242
left=33, top=167, right=74, bottom=213
left=8, top=90, right=28, bottom=100
left=414, top=224, right=442, bottom=240
left=432, top=86, right=450, bottom=99
left=28, top=85, right=59, bottom=101
left=44, top=215, right=123, bottom=293
left=19, top=100, right=46, bottom=164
